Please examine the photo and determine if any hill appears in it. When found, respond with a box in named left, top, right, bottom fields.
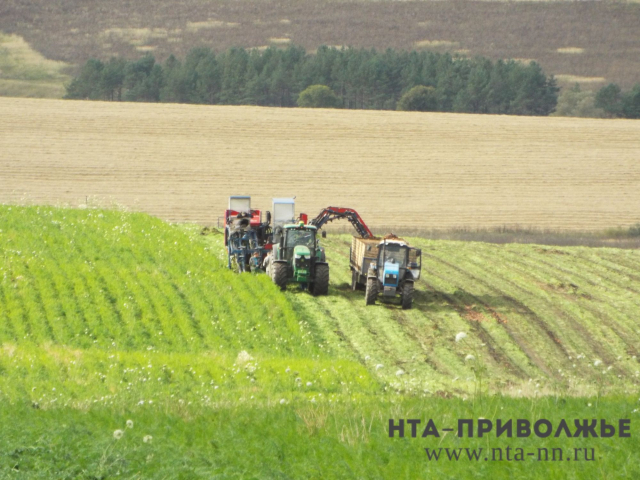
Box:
left=0, top=204, right=639, bottom=477
left=1, top=96, right=639, bottom=231
left=1, top=0, right=640, bottom=98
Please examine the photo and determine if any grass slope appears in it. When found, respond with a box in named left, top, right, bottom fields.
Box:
left=1, top=205, right=639, bottom=478
left=0, top=33, right=70, bottom=98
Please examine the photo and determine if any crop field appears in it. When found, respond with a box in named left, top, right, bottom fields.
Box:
left=2, top=97, right=640, bottom=232
left=0, top=205, right=639, bottom=477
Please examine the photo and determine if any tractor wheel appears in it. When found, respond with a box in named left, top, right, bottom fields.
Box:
left=312, top=264, right=329, bottom=296
left=272, top=262, right=288, bottom=291
left=351, top=270, right=359, bottom=291
left=365, top=278, right=377, bottom=306
left=401, top=281, right=414, bottom=310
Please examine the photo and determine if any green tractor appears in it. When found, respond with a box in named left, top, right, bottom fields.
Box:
left=266, top=222, right=329, bottom=295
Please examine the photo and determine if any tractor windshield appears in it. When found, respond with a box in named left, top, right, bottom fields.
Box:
left=286, top=229, right=315, bottom=249
left=382, top=244, right=408, bottom=267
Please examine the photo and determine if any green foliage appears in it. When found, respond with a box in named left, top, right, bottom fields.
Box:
left=621, top=84, right=640, bottom=119
left=64, top=58, right=105, bottom=100
left=396, top=85, right=438, bottom=111
left=552, top=84, right=604, bottom=118
left=595, top=83, right=640, bottom=119
left=297, top=84, right=340, bottom=108
left=65, top=46, right=558, bottom=115
left=595, top=83, right=623, bottom=117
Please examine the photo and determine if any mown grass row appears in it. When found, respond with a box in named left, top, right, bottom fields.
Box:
left=292, top=234, right=640, bottom=397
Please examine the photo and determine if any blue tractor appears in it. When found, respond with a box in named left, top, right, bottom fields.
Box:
left=351, top=236, right=421, bottom=309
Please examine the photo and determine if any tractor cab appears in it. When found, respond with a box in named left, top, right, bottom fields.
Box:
left=277, top=223, right=320, bottom=274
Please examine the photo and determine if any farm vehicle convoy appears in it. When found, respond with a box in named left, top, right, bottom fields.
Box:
left=222, top=196, right=422, bottom=308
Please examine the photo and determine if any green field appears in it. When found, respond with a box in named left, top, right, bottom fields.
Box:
left=0, top=205, right=639, bottom=478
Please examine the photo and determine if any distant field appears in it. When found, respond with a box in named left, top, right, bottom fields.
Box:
left=1, top=0, right=640, bottom=90
left=1, top=97, right=640, bottom=230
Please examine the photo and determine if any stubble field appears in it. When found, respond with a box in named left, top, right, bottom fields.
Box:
left=1, top=97, right=639, bottom=231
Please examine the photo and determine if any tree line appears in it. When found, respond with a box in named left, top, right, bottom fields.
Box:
left=64, top=45, right=560, bottom=116
left=594, top=84, right=640, bottom=119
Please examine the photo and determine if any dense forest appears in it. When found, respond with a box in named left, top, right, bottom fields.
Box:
left=64, top=45, right=563, bottom=115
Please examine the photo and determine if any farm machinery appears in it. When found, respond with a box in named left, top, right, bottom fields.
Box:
left=303, top=205, right=422, bottom=308
left=223, top=197, right=422, bottom=306
left=223, top=196, right=273, bottom=273
left=223, top=196, right=311, bottom=275
left=350, top=235, right=422, bottom=309
left=265, top=222, right=329, bottom=294
left=262, top=206, right=374, bottom=294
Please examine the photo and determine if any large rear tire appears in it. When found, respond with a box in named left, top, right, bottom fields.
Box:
left=365, top=277, right=377, bottom=306
left=401, top=281, right=414, bottom=310
left=273, top=262, right=288, bottom=291
left=312, top=264, right=329, bottom=296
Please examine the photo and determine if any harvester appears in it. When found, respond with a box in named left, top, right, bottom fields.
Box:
left=223, top=196, right=272, bottom=273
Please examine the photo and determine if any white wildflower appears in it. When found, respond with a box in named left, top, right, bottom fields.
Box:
left=279, top=398, right=286, bottom=405
left=465, top=354, right=475, bottom=362
left=594, top=360, right=602, bottom=367
left=285, top=367, right=291, bottom=373
left=364, top=355, right=371, bottom=361
left=455, top=332, right=467, bottom=343
left=126, top=419, right=134, bottom=429
left=306, top=382, right=312, bottom=387
left=236, top=350, right=253, bottom=365
left=395, top=369, right=405, bottom=376
left=113, top=429, right=124, bottom=440
left=375, top=364, right=383, bottom=370
left=143, top=435, right=153, bottom=443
